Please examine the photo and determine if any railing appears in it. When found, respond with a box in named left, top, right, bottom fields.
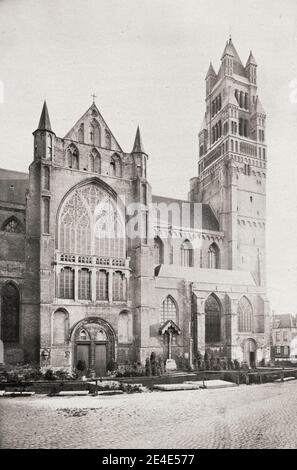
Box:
left=57, top=253, right=127, bottom=268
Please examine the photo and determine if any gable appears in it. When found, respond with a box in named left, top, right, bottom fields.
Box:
left=64, top=103, right=122, bottom=152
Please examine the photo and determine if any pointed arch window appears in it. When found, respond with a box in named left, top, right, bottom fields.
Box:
left=66, top=144, right=79, bottom=169
left=89, top=148, right=101, bottom=174
left=48, top=134, right=53, bottom=159
left=208, top=243, right=219, bottom=269
left=43, top=197, right=50, bottom=234
left=88, top=153, right=94, bottom=172
left=105, top=129, right=111, bottom=150
left=78, top=123, right=84, bottom=143
left=58, top=184, right=125, bottom=258
left=1, top=217, right=23, bottom=233
left=154, top=236, right=164, bottom=265
left=89, top=119, right=100, bottom=146
left=181, top=239, right=193, bottom=267
left=1, top=282, right=20, bottom=343
left=205, top=294, right=221, bottom=343
left=43, top=166, right=50, bottom=190
left=160, top=296, right=177, bottom=324
left=238, top=296, right=253, bottom=332
left=110, top=154, right=122, bottom=177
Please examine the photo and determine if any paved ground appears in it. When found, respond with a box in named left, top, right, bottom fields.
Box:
left=1, top=381, right=297, bottom=449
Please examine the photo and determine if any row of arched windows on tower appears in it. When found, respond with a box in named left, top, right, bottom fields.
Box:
left=235, top=90, right=249, bottom=110
left=154, top=237, right=220, bottom=269
left=65, top=143, right=122, bottom=176
left=211, top=120, right=222, bottom=144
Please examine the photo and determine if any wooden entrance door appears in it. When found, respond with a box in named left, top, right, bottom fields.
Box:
left=95, top=344, right=107, bottom=377
left=76, top=344, right=90, bottom=372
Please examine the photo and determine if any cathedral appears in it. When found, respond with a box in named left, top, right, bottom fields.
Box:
left=0, top=38, right=271, bottom=374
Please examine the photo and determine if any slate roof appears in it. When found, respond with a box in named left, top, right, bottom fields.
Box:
left=0, top=168, right=29, bottom=204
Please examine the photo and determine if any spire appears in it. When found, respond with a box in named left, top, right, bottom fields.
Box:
left=221, top=37, right=235, bottom=60
left=37, top=101, right=53, bottom=133
left=205, top=62, right=216, bottom=79
left=132, top=126, right=146, bottom=154
left=246, top=50, right=257, bottom=67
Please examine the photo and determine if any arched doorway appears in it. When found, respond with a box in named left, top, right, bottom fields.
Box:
left=71, top=317, right=115, bottom=377
left=243, top=339, right=257, bottom=367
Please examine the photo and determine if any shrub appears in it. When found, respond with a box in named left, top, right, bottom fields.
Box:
left=76, top=360, right=86, bottom=373
left=44, top=369, right=56, bottom=381
left=234, top=359, right=240, bottom=370
left=107, top=359, right=118, bottom=372
left=119, top=383, right=142, bottom=394
left=145, top=358, right=151, bottom=376
left=55, top=369, right=71, bottom=380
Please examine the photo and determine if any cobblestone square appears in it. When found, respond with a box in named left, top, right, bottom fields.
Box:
left=1, top=381, right=297, bottom=449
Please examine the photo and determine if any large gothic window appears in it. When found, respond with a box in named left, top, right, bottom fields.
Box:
left=238, top=296, right=253, bottom=332
left=208, top=243, right=219, bottom=269
left=1, top=282, right=20, bottom=343
left=181, top=239, right=193, bottom=267
left=205, top=294, right=221, bottom=343
left=59, top=267, right=74, bottom=299
left=154, top=236, right=164, bottom=264
left=96, top=270, right=108, bottom=300
left=58, top=183, right=125, bottom=258
left=160, top=296, right=177, bottom=324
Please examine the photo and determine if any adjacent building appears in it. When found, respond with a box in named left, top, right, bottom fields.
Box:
left=271, top=314, right=297, bottom=361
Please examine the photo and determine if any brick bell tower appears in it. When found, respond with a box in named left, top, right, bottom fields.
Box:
left=190, top=37, right=267, bottom=287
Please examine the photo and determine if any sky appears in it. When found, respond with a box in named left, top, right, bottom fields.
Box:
left=0, top=0, right=297, bottom=313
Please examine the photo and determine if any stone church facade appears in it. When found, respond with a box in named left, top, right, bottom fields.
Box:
left=0, top=39, right=270, bottom=373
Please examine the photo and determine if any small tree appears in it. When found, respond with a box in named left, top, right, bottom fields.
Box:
left=145, top=358, right=151, bottom=376
left=234, top=359, right=240, bottom=370
left=76, top=360, right=86, bottom=377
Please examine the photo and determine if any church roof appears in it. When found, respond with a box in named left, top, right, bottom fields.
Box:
left=273, top=314, right=297, bottom=329
left=155, top=265, right=256, bottom=287
left=0, top=168, right=28, bottom=204
left=152, top=195, right=220, bottom=232
left=37, top=101, right=53, bottom=133
left=64, top=102, right=123, bottom=152
left=132, top=126, right=146, bottom=154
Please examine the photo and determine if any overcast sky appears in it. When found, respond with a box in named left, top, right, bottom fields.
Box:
left=0, top=0, right=297, bottom=313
